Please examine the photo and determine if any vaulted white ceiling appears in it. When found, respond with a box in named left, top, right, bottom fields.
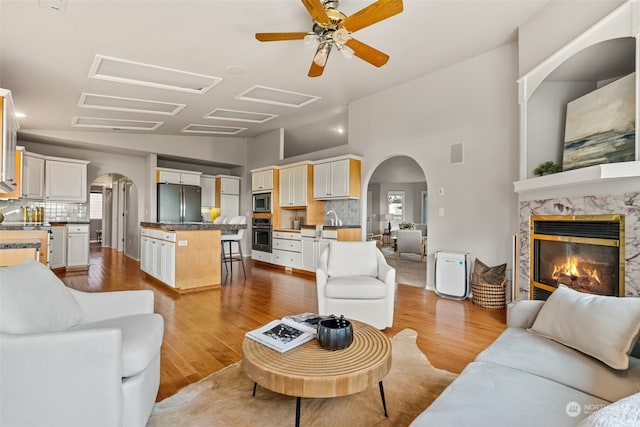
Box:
left=0, top=0, right=551, bottom=157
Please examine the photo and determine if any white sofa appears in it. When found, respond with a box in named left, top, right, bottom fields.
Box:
left=0, top=260, right=164, bottom=427
left=412, top=286, right=640, bottom=427
left=316, top=241, right=396, bottom=329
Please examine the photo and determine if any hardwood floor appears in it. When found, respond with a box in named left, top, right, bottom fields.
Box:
left=56, top=245, right=507, bottom=401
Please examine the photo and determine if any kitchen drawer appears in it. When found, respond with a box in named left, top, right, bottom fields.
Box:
left=252, top=250, right=273, bottom=263
left=273, top=238, right=301, bottom=252
left=67, top=224, right=89, bottom=233
left=273, top=249, right=300, bottom=269
left=273, top=231, right=301, bottom=240
left=161, top=232, right=176, bottom=242
left=321, top=230, right=338, bottom=239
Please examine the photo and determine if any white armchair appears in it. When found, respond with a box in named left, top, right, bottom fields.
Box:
left=396, top=229, right=425, bottom=260
left=0, top=260, right=164, bottom=427
left=316, top=241, right=396, bottom=329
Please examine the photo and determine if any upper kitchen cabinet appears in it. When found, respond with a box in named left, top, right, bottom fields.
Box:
left=21, top=151, right=45, bottom=199
left=0, top=89, right=19, bottom=193
left=313, top=156, right=361, bottom=200
left=45, top=157, right=89, bottom=202
left=156, top=167, right=201, bottom=186
left=0, top=147, right=22, bottom=199
left=251, top=168, right=275, bottom=192
left=215, top=175, right=240, bottom=218
left=279, top=163, right=308, bottom=207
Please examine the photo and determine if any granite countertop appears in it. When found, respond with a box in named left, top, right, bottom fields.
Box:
left=0, top=222, right=52, bottom=231
left=140, top=222, right=247, bottom=231
left=0, top=239, right=41, bottom=249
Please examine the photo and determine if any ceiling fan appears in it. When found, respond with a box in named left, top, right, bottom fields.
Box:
left=256, top=0, right=403, bottom=77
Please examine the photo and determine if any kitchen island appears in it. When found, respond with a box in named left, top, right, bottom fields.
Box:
left=140, top=222, right=246, bottom=293
left=0, top=222, right=51, bottom=266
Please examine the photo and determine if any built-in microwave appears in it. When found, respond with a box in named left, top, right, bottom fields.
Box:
left=252, top=192, right=271, bottom=213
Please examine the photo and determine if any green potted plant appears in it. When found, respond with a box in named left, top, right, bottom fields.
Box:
left=533, top=161, right=562, bottom=176
left=399, top=222, right=414, bottom=230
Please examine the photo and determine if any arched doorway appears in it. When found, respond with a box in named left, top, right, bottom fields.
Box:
left=91, top=173, right=138, bottom=260
left=366, top=156, right=428, bottom=287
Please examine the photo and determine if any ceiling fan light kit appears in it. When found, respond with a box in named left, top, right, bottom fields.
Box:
left=255, top=0, right=403, bottom=77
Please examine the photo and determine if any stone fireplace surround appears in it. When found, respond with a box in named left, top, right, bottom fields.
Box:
left=518, top=192, right=640, bottom=299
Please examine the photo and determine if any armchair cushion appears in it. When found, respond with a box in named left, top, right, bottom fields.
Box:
left=0, top=259, right=83, bottom=334
left=70, top=313, right=164, bottom=378
left=327, top=241, right=379, bottom=278
left=325, top=276, right=389, bottom=299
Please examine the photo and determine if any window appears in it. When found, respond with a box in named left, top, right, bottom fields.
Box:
left=387, top=191, right=405, bottom=222
left=90, top=192, right=103, bottom=220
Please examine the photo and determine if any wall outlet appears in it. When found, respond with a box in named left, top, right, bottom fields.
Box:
left=439, top=208, right=445, bottom=217
left=285, top=266, right=293, bottom=273
left=439, top=187, right=445, bottom=196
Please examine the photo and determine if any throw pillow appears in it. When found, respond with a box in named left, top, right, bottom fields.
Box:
left=529, top=285, right=640, bottom=370
left=0, top=259, right=83, bottom=334
left=577, top=392, right=640, bottom=427
left=471, top=258, right=506, bottom=286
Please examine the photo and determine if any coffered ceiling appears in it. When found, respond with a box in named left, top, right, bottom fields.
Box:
left=0, top=0, right=551, bottom=157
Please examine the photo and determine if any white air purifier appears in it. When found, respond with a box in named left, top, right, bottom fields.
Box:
left=434, top=251, right=470, bottom=300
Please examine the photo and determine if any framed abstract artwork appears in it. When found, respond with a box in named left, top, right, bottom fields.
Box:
left=562, top=72, right=635, bottom=171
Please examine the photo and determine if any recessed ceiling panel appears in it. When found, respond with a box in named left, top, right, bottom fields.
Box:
left=88, top=55, right=223, bottom=94
left=181, top=124, right=247, bottom=135
left=72, top=116, right=163, bottom=131
left=204, top=108, right=278, bottom=123
left=236, top=85, right=320, bottom=108
left=78, top=93, right=186, bottom=115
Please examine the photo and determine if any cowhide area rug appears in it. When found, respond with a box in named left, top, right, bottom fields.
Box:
left=148, top=329, right=456, bottom=427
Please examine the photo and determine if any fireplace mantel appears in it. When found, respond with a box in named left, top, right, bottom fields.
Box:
left=513, top=161, right=640, bottom=194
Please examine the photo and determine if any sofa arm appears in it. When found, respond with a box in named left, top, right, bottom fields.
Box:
left=506, top=300, right=545, bottom=329
left=0, top=329, right=124, bottom=427
left=70, top=288, right=155, bottom=323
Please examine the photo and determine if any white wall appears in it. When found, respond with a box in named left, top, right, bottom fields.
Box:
left=518, top=0, right=625, bottom=77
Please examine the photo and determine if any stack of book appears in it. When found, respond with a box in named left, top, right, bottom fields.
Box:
left=245, top=313, right=322, bottom=353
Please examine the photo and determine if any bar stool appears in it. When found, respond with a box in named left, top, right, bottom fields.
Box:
left=213, top=215, right=227, bottom=225
left=221, top=216, right=246, bottom=279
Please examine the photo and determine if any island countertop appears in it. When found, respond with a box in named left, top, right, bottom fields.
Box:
left=140, top=222, right=247, bottom=231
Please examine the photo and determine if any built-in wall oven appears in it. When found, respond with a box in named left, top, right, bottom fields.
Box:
left=252, top=217, right=272, bottom=253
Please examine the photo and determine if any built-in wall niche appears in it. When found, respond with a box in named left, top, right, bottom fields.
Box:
left=525, top=37, right=636, bottom=179
left=517, top=1, right=639, bottom=187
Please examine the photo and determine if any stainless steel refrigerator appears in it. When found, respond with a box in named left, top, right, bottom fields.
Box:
left=157, top=183, right=202, bottom=222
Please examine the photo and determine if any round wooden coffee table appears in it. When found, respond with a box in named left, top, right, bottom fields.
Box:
left=242, top=320, right=392, bottom=426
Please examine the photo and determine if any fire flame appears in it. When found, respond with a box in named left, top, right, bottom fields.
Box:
left=551, top=256, right=601, bottom=284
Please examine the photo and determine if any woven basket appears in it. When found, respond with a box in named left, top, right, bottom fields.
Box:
left=471, top=279, right=507, bottom=309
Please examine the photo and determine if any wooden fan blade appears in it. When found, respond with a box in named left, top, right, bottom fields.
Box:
left=308, top=60, right=326, bottom=77
left=341, top=0, right=403, bottom=33
left=301, top=0, right=330, bottom=27
left=256, top=32, right=309, bottom=42
left=345, top=38, right=389, bottom=67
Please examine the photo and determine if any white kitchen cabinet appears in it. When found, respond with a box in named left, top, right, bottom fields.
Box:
left=157, top=168, right=201, bottom=186
left=201, top=175, right=216, bottom=207
left=272, top=231, right=301, bottom=269
left=300, top=237, right=331, bottom=272
left=219, top=176, right=240, bottom=194
left=215, top=176, right=241, bottom=218
left=252, top=169, right=273, bottom=192
left=49, top=225, right=67, bottom=269
left=21, top=152, right=45, bottom=199
left=313, top=157, right=361, bottom=200
left=67, top=224, right=89, bottom=268
left=0, top=89, right=18, bottom=193
left=45, top=158, right=89, bottom=202
left=140, top=228, right=176, bottom=287
left=279, top=164, right=307, bottom=207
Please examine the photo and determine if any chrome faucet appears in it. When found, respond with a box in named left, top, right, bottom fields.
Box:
left=326, top=210, right=340, bottom=226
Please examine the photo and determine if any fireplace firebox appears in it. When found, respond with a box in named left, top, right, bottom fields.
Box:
left=530, top=215, right=624, bottom=300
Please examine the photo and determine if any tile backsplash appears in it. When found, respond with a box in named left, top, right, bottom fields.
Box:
left=324, top=200, right=361, bottom=225
left=0, top=199, right=87, bottom=222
